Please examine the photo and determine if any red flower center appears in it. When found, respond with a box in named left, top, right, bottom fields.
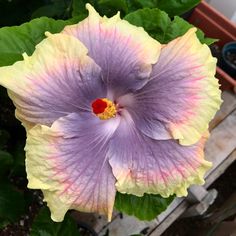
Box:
left=91, top=98, right=108, bottom=114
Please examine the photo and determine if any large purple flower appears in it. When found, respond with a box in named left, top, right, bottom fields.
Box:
left=0, top=4, right=222, bottom=221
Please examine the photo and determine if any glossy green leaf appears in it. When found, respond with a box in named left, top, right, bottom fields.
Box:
left=0, top=182, right=25, bottom=222
left=163, top=15, right=193, bottom=42
left=30, top=207, right=79, bottom=236
left=164, top=16, right=218, bottom=45
left=0, top=53, right=23, bottom=67
left=0, top=150, right=13, bottom=175
left=0, top=16, right=82, bottom=67
left=124, top=8, right=216, bottom=45
left=115, top=192, right=174, bottom=220
left=124, top=8, right=170, bottom=41
left=156, top=0, right=200, bottom=17
left=195, top=28, right=218, bottom=46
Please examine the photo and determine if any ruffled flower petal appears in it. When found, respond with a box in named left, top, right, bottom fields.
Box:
left=63, top=4, right=161, bottom=97
left=109, top=111, right=211, bottom=198
left=119, top=28, right=222, bottom=145
left=25, top=112, right=120, bottom=221
left=0, top=33, right=104, bottom=128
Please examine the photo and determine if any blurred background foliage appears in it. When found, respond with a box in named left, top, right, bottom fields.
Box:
left=0, top=0, right=216, bottom=235
left=0, top=0, right=201, bottom=27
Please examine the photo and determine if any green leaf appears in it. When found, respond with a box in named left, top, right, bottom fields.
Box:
left=195, top=29, right=218, bottom=45
left=156, top=0, right=200, bottom=17
left=98, top=0, right=128, bottom=15
left=130, top=0, right=200, bottom=17
left=0, top=16, right=82, bottom=67
left=10, top=141, right=26, bottom=177
left=75, top=0, right=129, bottom=17
left=72, top=0, right=97, bottom=17
left=124, top=8, right=216, bottom=45
left=0, top=53, right=23, bottom=67
left=0, top=182, right=25, bottom=222
left=164, top=16, right=217, bottom=45
left=124, top=8, right=171, bottom=41
left=115, top=192, right=174, bottom=221
left=0, top=129, right=10, bottom=149
left=31, top=0, right=74, bottom=19
left=0, top=219, right=10, bottom=229
left=30, top=207, right=79, bottom=236
left=0, top=150, right=13, bottom=175
left=163, top=15, right=193, bottom=42
left=31, top=4, right=66, bottom=19
left=130, top=0, right=157, bottom=8
left=72, top=0, right=87, bottom=17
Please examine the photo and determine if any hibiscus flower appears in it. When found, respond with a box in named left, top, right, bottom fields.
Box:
left=0, top=4, right=222, bottom=221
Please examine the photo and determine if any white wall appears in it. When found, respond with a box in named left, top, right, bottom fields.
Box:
left=208, top=0, right=236, bottom=23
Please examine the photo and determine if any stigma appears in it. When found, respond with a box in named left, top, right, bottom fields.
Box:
left=91, top=98, right=117, bottom=120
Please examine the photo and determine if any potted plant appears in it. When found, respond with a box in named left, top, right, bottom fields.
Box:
left=188, top=1, right=236, bottom=90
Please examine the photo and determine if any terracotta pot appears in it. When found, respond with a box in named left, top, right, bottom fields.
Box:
left=188, top=1, right=236, bottom=91
left=216, top=67, right=236, bottom=91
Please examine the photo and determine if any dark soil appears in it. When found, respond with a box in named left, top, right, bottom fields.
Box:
left=0, top=190, right=43, bottom=236
left=225, top=51, right=236, bottom=67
